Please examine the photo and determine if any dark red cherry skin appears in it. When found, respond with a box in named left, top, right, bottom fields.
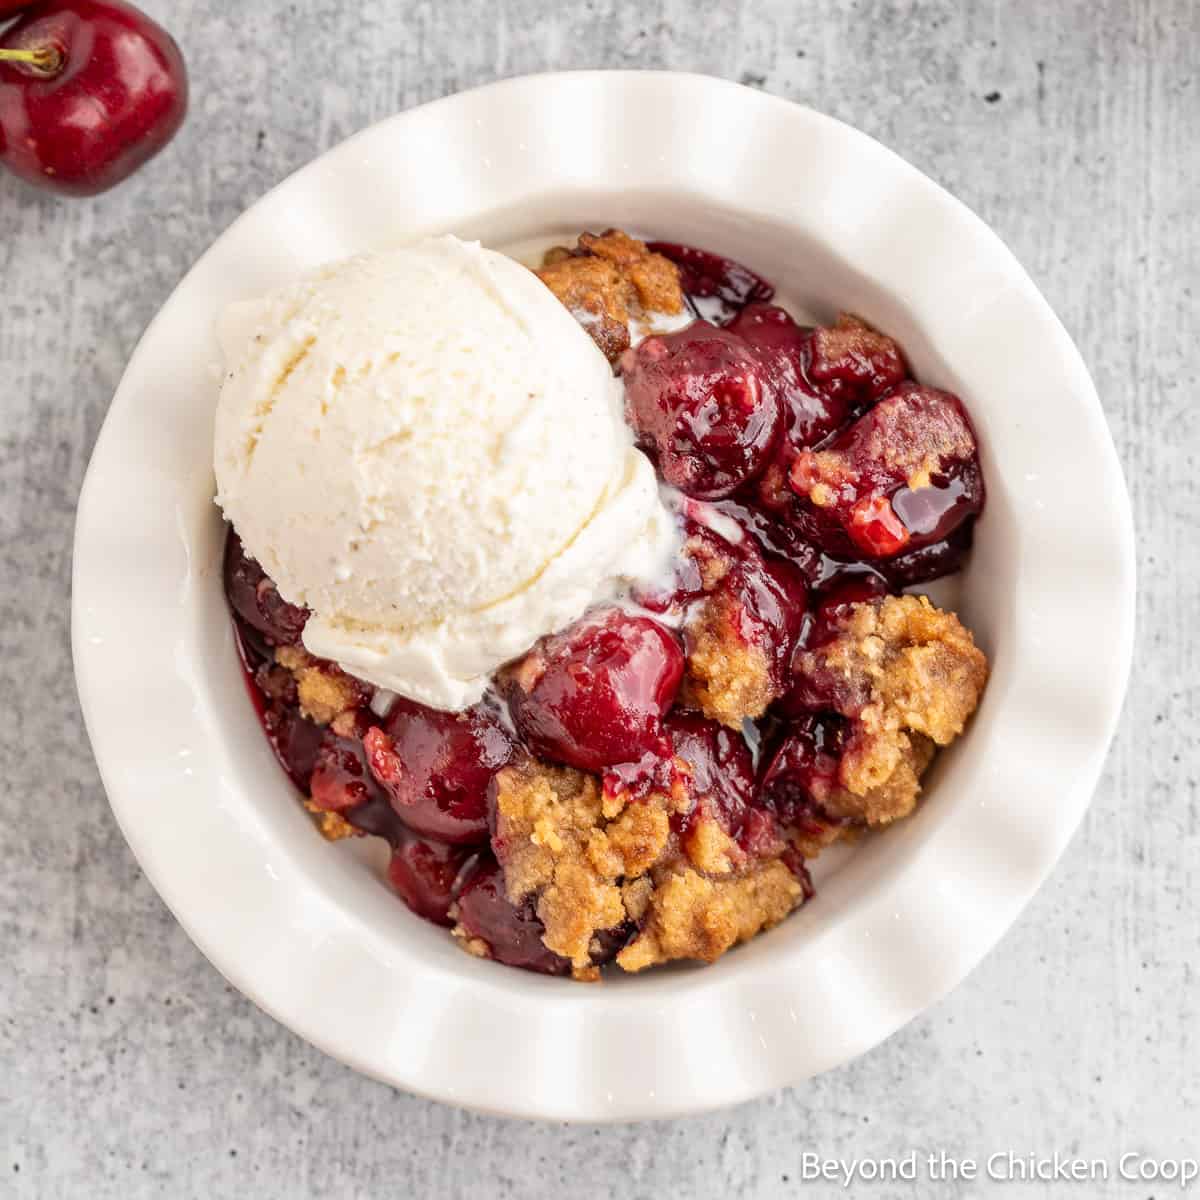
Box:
left=223, top=531, right=308, bottom=647
left=309, top=732, right=378, bottom=814
left=387, top=832, right=479, bottom=927
left=757, top=715, right=850, bottom=827
left=646, top=241, right=775, bottom=318
left=0, top=0, right=188, bottom=196
left=453, top=858, right=571, bottom=976
left=803, top=569, right=890, bottom=648
left=506, top=610, right=684, bottom=772
left=727, top=552, right=810, bottom=693
left=774, top=571, right=889, bottom=716
left=666, top=709, right=754, bottom=837
left=805, top=316, right=908, bottom=407
left=232, top=618, right=323, bottom=792
left=878, top=522, right=974, bottom=590
left=363, top=699, right=512, bottom=845
left=622, top=322, right=780, bottom=499
left=788, top=383, right=984, bottom=560
left=728, top=304, right=850, bottom=453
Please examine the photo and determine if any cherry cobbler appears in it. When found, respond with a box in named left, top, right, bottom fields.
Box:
left=223, top=231, right=989, bottom=980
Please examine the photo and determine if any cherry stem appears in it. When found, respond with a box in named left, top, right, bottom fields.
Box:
left=0, top=44, right=65, bottom=75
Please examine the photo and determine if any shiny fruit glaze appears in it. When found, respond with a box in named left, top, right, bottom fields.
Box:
left=504, top=610, right=684, bottom=773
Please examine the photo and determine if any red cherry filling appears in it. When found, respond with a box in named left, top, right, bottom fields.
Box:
left=677, top=512, right=810, bottom=696
left=666, top=709, right=754, bottom=836
left=224, top=531, right=308, bottom=646
left=505, top=610, right=684, bottom=772
left=804, top=313, right=908, bottom=406
left=362, top=699, right=512, bottom=845
left=310, top=733, right=377, bottom=813
left=728, top=303, right=850, bottom=453
left=757, top=714, right=850, bottom=828
left=387, top=832, right=480, bottom=927
left=646, top=241, right=775, bottom=317
left=232, top=618, right=322, bottom=790
left=622, top=322, right=780, bottom=499
left=788, top=383, right=983, bottom=559
left=805, top=570, right=891, bottom=647
left=453, top=858, right=571, bottom=976
left=776, top=571, right=889, bottom=716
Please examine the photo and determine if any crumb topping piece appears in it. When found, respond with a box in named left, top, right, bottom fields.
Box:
left=303, top=800, right=359, bottom=841
left=682, top=587, right=775, bottom=728
left=536, top=230, right=685, bottom=362
left=795, top=595, right=987, bottom=825
left=616, top=860, right=804, bottom=972
left=490, top=759, right=676, bottom=969
left=274, top=644, right=368, bottom=725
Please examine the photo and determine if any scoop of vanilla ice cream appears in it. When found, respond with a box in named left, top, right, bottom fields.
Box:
left=214, top=235, right=676, bottom=710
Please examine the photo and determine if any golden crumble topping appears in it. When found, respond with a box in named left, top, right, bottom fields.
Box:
left=536, top=229, right=684, bottom=362
left=796, top=595, right=987, bottom=827
left=490, top=759, right=675, bottom=969
left=488, top=754, right=808, bottom=973
left=682, top=588, right=775, bottom=728
left=616, top=860, right=804, bottom=973
left=274, top=644, right=367, bottom=725
left=303, top=801, right=359, bottom=842
left=810, top=314, right=904, bottom=380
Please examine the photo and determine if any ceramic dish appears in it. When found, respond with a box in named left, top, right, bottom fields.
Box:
left=72, top=71, right=1135, bottom=1120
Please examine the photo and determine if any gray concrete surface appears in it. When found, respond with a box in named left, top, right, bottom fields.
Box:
left=2, top=1, right=1196, bottom=1197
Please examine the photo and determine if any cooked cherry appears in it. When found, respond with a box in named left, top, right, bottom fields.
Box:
left=387, top=831, right=479, bottom=927
left=310, top=734, right=376, bottom=813
left=805, top=570, right=890, bottom=647
left=729, top=304, right=850, bottom=452
left=622, top=322, right=780, bottom=498
left=879, top=523, right=974, bottom=589
left=757, top=715, right=850, bottom=827
left=506, top=610, right=684, bottom=772
left=362, top=699, right=512, bottom=845
left=666, top=709, right=754, bottom=836
left=804, top=313, right=908, bottom=406
left=646, top=241, right=774, bottom=317
left=232, top=618, right=322, bottom=790
left=788, top=383, right=983, bottom=559
left=223, top=529, right=308, bottom=646
left=453, top=858, right=570, bottom=976
left=774, top=571, right=890, bottom=716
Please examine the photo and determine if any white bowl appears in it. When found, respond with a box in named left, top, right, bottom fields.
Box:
left=72, top=71, right=1135, bottom=1121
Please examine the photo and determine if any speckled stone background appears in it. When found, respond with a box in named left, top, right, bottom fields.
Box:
left=2, top=0, right=1196, bottom=1196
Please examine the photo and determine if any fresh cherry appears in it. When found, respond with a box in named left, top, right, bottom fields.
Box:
left=223, top=530, right=308, bottom=647
left=452, top=858, right=570, bottom=976
left=506, top=610, right=684, bottom=772
left=788, top=382, right=984, bottom=559
left=363, top=699, right=512, bottom=845
left=622, top=321, right=781, bottom=499
left=0, top=0, right=187, bottom=196
left=387, top=832, right=479, bottom=927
